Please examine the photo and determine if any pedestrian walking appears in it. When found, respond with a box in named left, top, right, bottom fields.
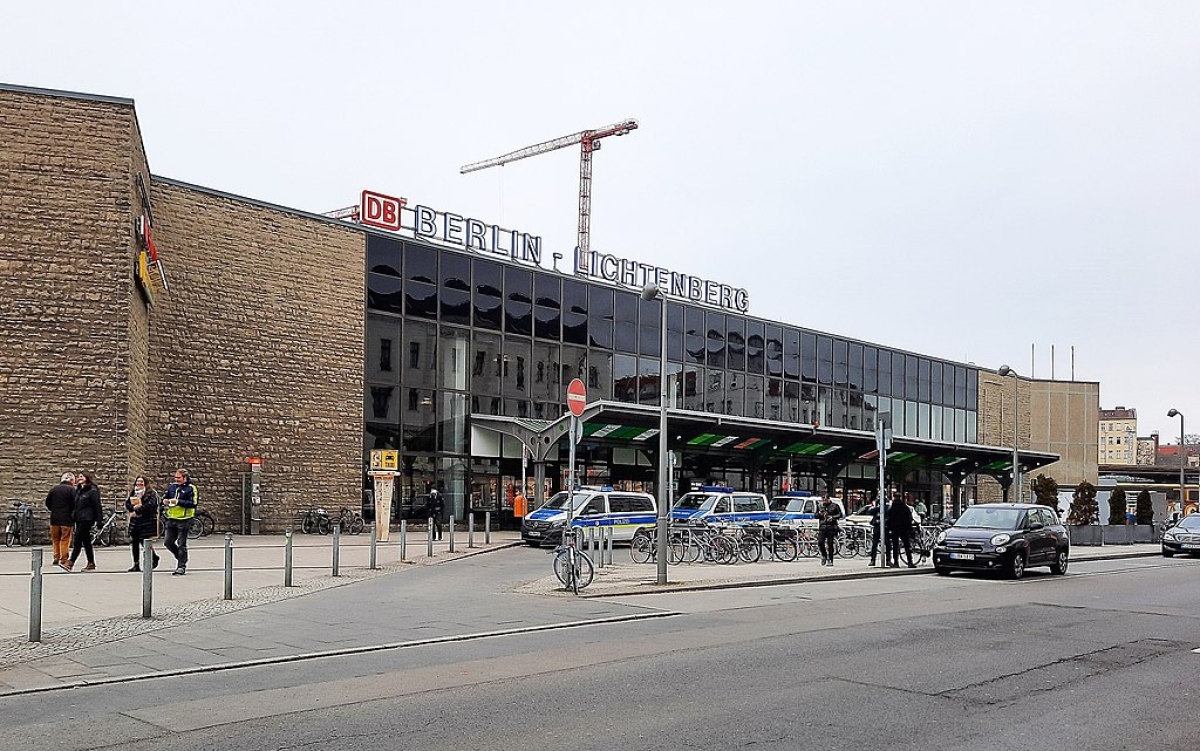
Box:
left=125, top=476, right=161, bottom=572
left=865, top=497, right=883, bottom=566
left=886, top=491, right=916, bottom=568
left=428, top=485, right=445, bottom=540
left=817, top=491, right=842, bottom=566
left=65, top=471, right=102, bottom=572
left=162, top=468, right=198, bottom=575
left=45, top=472, right=76, bottom=568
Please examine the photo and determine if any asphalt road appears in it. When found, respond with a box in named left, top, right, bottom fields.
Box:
left=1, top=552, right=1196, bottom=751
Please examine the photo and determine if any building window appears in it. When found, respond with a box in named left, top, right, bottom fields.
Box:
left=379, top=338, right=393, bottom=372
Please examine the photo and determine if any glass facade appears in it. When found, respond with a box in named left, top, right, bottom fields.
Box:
left=364, top=234, right=981, bottom=514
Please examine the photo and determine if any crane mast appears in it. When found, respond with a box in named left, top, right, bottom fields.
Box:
left=460, top=119, right=638, bottom=269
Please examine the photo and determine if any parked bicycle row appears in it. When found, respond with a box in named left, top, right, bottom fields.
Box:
left=626, top=520, right=949, bottom=566
left=296, top=506, right=366, bottom=535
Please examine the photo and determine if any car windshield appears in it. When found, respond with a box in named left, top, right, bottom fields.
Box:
left=850, top=505, right=873, bottom=516
left=1177, top=514, right=1200, bottom=530
left=541, top=491, right=591, bottom=512
left=955, top=506, right=1022, bottom=530
left=674, top=493, right=717, bottom=512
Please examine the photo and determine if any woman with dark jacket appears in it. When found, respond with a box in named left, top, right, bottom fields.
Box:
left=65, top=471, right=103, bottom=572
left=125, top=476, right=161, bottom=572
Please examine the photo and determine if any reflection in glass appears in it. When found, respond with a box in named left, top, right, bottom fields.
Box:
left=614, top=354, right=638, bottom=403
left=589, top=287, right=614, bottom=348
left=367, top=273, right=403, bottom=315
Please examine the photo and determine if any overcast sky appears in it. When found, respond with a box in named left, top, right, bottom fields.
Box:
left=6, top=2, right=1198, bottom=441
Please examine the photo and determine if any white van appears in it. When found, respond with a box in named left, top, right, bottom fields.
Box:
left=770, top=492, right=847, bottom=530
left=521, top=487, right=657, bottom=547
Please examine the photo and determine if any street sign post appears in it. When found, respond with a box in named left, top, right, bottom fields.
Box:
left=567, top=378, right=586, bottom=417
left=565, top=379, right=587, bottom=529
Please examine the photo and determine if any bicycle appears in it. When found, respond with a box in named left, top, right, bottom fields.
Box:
left=552, top=527, right=594, bottom=593
left=299, top=506, right=332, bottom=535
left=4, top=501, right=33, bottom=547
left=91, top=506, right=125, bottom=547
left=335, top=506, right=366, bottom=534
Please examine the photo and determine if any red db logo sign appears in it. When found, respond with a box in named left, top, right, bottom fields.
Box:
left=360, top=190, right=405, bottom=231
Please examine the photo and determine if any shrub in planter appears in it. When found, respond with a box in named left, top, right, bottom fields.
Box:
left=1108, top=487, right=1128, bottom=525
left=1067, top=481, right=1099, bottom=525
left=1136, top=489, right=1154, bottom=525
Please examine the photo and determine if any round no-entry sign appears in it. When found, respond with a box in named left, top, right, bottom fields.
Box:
left=566, top=378, right=587, bottom=417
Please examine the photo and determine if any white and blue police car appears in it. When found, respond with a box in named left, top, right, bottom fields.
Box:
left=521, top=486, right=657, bottom=547
left=670, top=486, right=771, bottom=525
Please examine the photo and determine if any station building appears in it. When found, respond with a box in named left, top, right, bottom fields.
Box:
left=0, top=83, right=1100, bottom=532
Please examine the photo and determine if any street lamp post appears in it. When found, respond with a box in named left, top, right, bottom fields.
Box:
left=641, top=283, right=669, bottom=584
left=998, top=365, right=1020, bottom=503
left=1168, top=409, right=1185, bottom=517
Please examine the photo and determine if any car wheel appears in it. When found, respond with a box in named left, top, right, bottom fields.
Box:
left=1007, top=552, right=1026, bottom=580
left=1050, top=549, right=1068, bottom=575
left=1162, top=548, right=1174, bottom=558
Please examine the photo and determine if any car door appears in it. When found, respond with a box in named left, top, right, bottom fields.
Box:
left=1028, top=508, right=1054, bottom=563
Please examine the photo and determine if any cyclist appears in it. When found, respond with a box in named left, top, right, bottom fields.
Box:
left=162, top=468, right=198, bottom=575
left=125, top=475, right=162, bottom=572
left=45, top=471, right=76, bottom=568
left=65, top=471, right=102, bottom=572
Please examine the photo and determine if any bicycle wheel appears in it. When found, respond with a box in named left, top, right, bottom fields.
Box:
left=772, top=537, right=799, bottom=562
left=630, top=532, right=653, bottom=564
left=92, top=522, right=109, bottom=547
left=4, top=519, right=15, bottom=547
left=200, top=511, right=216, bottom=537
left=187, top=517, right=203, bottom=539
left=317, top=516, right=331, bottom=535
left=302, top=514, right=314, bottom=534
left=349, top=516, right=365, bottom=535
left=738, top=536, right=762, bottom=564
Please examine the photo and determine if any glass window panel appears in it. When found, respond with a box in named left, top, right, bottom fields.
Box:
left=405, top=280, right=437, bottom=319
left=404, top=321, right=437, bottom=391
left=745, top=321, right=764, bottom=375
left=504, top=267, right=532, bottom=336
left=783, top=381, right=800, bottom=422
left=365, top=422, right=400, bottom=451
left=639, top=298, right=661, bottom=358
left=404, top=242, right=437, bottom=285
left=367, top=235, right=401, bottom=277
left=766, top=377, right=782, bottom=421
left=965, top=368, right=978, bottom=409
left=745, top=374, right=765, bottom=418
left=439, top=392, right=468, bottom=453
left=367, top=313, right=401, bottom=383
left=863, top=394, right=878, bottom=432
left=802, top=383, right=818, bottom=424
left=942, top=362, right=955, bottom=406
left=917, top=358, right=931, bottom=402
left=931, top=405, right=943, bottom=441
left=588, top=350, right=613, bottom=400
left=905, top=400, right=918, bottom=436
left=817, top=335, right=834, bottom=385
left=440, top=253, right=471, bottom=325
left=638, top=356, right=660, bottom=406
left=588, top=286, right=614, bottom=348
left=531, top=341, right=560, bottom=406
left=943, top=407, right=955, bottom=442
left=367, top=273, right=403, bottom=315
left=614, top=354, right=638, bottom=403
left=847, top=389, right=861, bottom=430
left=784, top=328, right=801, bottom=380
left=726, top=318, right=745, bottom=371
left=834, top=339, right=849, bottom=386
left=706, top=311, right=725, bottom=368
left=683, top=364, right=705, bottom=411
left=802, top=332, right=817, bottom=382
left=905, top=354, right=919, bottom=400
left=534, top=303, right=561, bottom=340
left=401, top=388, right=435, bottom=453
left=471, top=332, right=502, bottom=398
left=562, top=279, right=588, bottom=345
left=501, top=337, right=531, bottom=400
left=685, top=306, right=705, bottom=365
left=930, top=361, right=943, bottom=406
left=705, top=370, right=724, bottom=413
left=864, top=346, right=878, bottom=394
left=727, top=372, right=745, bottom=416
left=766, top=324, right=783, bottom=377
left=877, top=349, right=892, bottom=398
left=848, top=342, right=863, bottom=391
left=962, top=409, right=973, bottom=443
left=534, top=275, right=560, bottom=309
left=367, top=383, right=398, bottom=423
left=560, top=346, right=587, bottom=388
left=439, top=326, right=469, bottom=391
left=473, top=260, right=502, bottom=330
left=918, top=402, right=930, bottom=438
left=614, top=291, right=638, bottom=353
left=891, top=351, right=906, bottom=398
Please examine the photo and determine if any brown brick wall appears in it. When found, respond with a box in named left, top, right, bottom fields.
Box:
left=147, top=182, right=365, bottom=531
left=0, top=87, right=148, bottom=526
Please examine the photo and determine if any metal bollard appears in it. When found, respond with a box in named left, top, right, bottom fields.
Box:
left=605, top=526, right=614, bottom=566
left=589, top=525, right=598, bottom=562
left=142, top=540, right=153, bottom=618
left=399, top=519, right=407, bottom=561
left=223, top=533, right=233, bottom=600
left=370, top=522, right=378, bottom=570
left=284, top=528, right=294, bottom=587
left=595, top=527, right=604, bottom=569
left=332, top=523, right=341, bottom=576
left=468, top=512, right=476, bottom=549
left=427, top=517, right=434, bottom=558
left=485, top=510, right=491, bottom=544
left=29, top=548, right=43, bottom=643
left=449, top=517, right=456, bottom=553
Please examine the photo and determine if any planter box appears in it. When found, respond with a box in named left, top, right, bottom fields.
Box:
left=1068, top=524, right=1157, bottom=546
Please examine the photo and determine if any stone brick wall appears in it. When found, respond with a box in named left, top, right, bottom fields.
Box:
left=0, top=86, right=149, bottom=529
left=147, top=181, right=365, bottom=531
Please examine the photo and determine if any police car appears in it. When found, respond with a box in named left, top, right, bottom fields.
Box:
left=521, top=486, right=657, bottom=547
left=670, top=486, right=771, bottom=525
left=770, top=491, right=847, bottom=530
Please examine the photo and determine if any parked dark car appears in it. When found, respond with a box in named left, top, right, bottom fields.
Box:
left=932, top=503, right=1069, bottom=579
left=1161, top=513, right=1200, bottom=557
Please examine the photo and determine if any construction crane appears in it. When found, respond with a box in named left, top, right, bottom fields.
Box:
left=460, top=119, right=638, bottom=267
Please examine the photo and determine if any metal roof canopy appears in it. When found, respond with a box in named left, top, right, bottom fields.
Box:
left=470, top=401, right=1058, bottom=482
